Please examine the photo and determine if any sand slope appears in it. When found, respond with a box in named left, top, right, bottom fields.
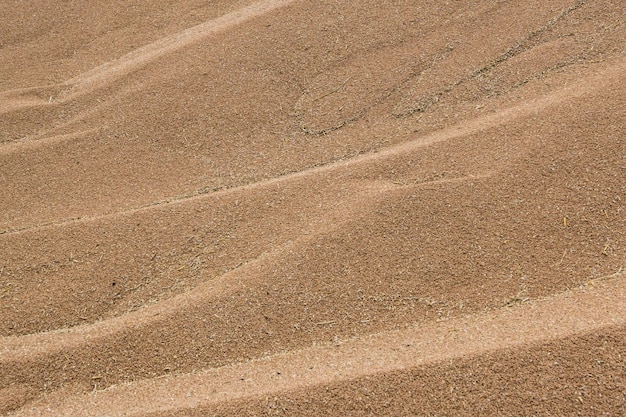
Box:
left=1, top=0, right=625, bottom=415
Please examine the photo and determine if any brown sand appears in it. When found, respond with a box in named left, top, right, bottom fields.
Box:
left=1, top=0, right=624, bottom=415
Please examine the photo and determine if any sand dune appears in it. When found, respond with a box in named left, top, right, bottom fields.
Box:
left=1, top=0, right=624, bottom=415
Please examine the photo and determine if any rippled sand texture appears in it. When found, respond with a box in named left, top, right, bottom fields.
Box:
left=1, top=0, right=625, bottom=415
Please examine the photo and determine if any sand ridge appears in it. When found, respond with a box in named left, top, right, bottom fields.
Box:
left=1, top=0, right=625, bottom=415
left=10, top=271, right=626, bottom=416
left=1, top=50, right=623, bottom=237
left=64, top=0, right=297, bottom=94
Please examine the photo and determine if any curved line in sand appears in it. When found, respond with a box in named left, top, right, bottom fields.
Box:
left=1, top=54, right=624, bottom=237
left=0, top=173, right=486, bottom=362
left=0, top=0, right=297, bottom=114
left=14, top=272, right=626, bottom=416
left=63, top=0, right=297, bottom=98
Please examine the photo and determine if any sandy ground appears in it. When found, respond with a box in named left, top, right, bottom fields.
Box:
left=0, top=0, right=624, bottom=415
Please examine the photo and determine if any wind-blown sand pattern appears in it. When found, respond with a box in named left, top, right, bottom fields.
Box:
left=1, top=0, right=624, bottom=415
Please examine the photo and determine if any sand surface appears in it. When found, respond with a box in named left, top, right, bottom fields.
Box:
left=1, top=1, right=625, bottom=415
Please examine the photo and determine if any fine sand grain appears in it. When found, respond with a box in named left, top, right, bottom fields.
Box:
left=1, top=0, right=625, bottom=415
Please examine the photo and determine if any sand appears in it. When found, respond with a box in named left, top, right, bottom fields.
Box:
left=1, top=0, right=624, bottom=415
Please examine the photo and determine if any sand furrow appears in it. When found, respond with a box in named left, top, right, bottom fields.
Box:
left=62, top=0, right=298, bottom=99
left=63, top=0, right=295, bottom=100
left=1, top=1, right=625, bottom=415
left=1, top=52, right=624, bottom=235
left=0, top=188, right=376, bottom=359
left=0, top=0, right=297, bottom=114
left=11, top=272, right=626, bottom=416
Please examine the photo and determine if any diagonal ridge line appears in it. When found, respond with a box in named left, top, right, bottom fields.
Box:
left=1, top=54, right=624, bottom=238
